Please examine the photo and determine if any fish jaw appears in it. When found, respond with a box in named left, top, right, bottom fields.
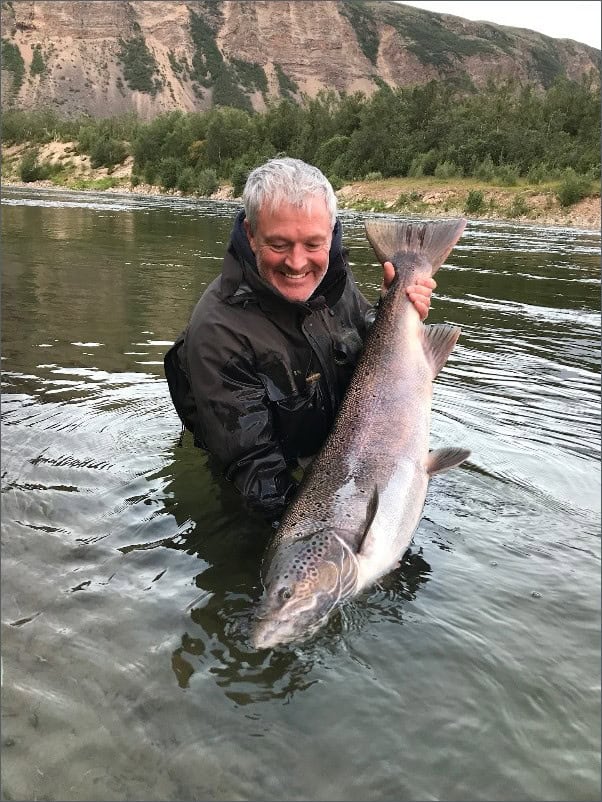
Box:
left=251, top=603, right=327, bottom=650
left=251, top=530, right=359, bottom=650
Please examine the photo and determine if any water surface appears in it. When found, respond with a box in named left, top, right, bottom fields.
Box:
left=1, top=187, right=600, bottom=801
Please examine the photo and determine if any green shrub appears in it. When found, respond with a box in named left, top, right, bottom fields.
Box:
left=69, top=176, right=119, bottom=191
left=89, top=136, right=127, bottom=169
left=434, top=160, right=463, bottom=179
left=19, top=149, right=43, bottom=182
left=330, top=154, right=353, bottom=181
left=556, top=169, right=592, bottom=207
left=526, top=164, right=548, bottom=185
left=30, top=44, right=45, bottom=76
left=231, top=162, right=250, bottom=197
left=197, top=167, right=218, bottom=196
left=177, top=166, right=196, bottom=193
left=493, top=165, right=519, bottom=186
left=407, top=150, right=438, bottom=178
left=18, top=149, right=62, bottom=182
left=157, top=156, right=181, bottom=189
left=507, top=195, right=530, bottom=218
left=364, top=171, right=383, bottom=182
left=464, top=190, right=485, bottom=215
left=475, top=155, right=495, bottom=182
left=395, top=191, right=423, bottom=208
left=314, top=134, right=350, bottom=175
left=407, top=156, right=425, bottom=178
left=327, top=174, right=344, bottom=191
left=143, top=163, right=157, bottom=185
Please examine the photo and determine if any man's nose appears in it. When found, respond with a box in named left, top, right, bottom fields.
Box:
left=284, top=244, right=307, bottom=270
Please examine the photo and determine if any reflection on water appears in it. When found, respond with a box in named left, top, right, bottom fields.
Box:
left=1, top=187, right=600, bottom=802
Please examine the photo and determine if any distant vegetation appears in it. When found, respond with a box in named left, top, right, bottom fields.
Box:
left=1, top=37, right=25, bottom=94
left=381, top=5, right=495, bottom=70
left=117, top=35, right=161, bottom=95
left=274, top=64, right=298, bottom=100
left=30, top=44, right=46, bottom=76
left=1, top=76, right=599, bottom=207
left=189, top=9, right=253, bottom=111
left=340, top=0, right=380, bottom=65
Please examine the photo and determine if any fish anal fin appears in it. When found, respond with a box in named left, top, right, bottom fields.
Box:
left=423, top=323, right=462, bottom=378
left=427, top=447, right=471, bottom=475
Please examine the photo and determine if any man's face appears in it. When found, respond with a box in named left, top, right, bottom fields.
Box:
left=244, top=198, right=333, bottom=303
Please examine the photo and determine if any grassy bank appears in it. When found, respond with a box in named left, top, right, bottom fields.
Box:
left=2, top=141, right=600, bottom=231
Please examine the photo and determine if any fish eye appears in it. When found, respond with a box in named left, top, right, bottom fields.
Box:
left=278, top=587, right=292, bottom=602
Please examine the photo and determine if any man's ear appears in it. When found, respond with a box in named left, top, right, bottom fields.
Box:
left=243, top=218, right=257, bottom=253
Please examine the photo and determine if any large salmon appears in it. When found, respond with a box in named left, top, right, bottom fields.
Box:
left=251, top=217, right=470, bottom=649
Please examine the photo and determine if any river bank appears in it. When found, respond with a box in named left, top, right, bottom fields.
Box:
left=2, top=141, right=600, bottom=231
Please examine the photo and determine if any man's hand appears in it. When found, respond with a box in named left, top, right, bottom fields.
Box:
left=381, top=261, right=436, bottom=322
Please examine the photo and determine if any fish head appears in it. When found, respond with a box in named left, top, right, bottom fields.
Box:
left=251, top=529, right=357, bottom=650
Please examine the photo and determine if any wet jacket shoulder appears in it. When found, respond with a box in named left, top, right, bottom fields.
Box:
left=165, top=211, right=372, bottom=520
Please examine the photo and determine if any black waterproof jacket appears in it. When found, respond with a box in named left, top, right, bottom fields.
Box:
left=164, top=210, right=373, bottom=520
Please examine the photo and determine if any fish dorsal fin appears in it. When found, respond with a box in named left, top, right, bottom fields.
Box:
left=427, top=447, right=471, bottom=475
left=423, top=323, right=462, bottom=378
left=357, top=486, right=379, bottom=556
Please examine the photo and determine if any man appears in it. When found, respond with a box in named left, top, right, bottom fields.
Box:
left=164, top=158, right=435, bottom=521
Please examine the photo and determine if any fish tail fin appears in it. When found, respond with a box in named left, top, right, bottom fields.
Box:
left=423, top=323, right=461, bottom=377
left=364, top=218, right=466, bottom=277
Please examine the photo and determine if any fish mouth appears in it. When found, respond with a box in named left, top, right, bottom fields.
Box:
left=250, top=614, right=324, bottom=651
left=250, top=623, right=293, bottom=651
left=250, top=628, right=285, bottom=651
left=250, top=613, right=297, bottom=650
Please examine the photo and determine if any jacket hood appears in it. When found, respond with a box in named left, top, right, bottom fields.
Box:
left=220, top=209, right=348, bottom=310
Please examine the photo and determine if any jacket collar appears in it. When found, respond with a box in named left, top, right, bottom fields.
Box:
left=219, top=209, right=348, bottom=314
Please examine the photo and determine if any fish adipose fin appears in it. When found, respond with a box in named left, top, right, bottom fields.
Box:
left=423, top=323, right=462, bottom=377
left=364, top=218, right=466, bottom=277
left=427, top=447, right=471, bottom=475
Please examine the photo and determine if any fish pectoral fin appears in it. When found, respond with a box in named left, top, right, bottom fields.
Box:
left=356, top=486, right=379, bottom=557
left=423, top=323, right=462, bottom=378
left=427, top=447, right=471, bottom=475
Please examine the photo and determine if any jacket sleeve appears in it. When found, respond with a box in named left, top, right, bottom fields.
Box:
left=185, top=324, right=298, bottom=521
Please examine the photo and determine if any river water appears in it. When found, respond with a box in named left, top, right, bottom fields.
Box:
left=1, top=186, right=600, bottom=802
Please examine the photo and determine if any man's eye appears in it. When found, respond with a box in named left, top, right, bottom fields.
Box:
left=269, top=243, right=288, bottom=252
left=305, top=243, right=322, bottom=251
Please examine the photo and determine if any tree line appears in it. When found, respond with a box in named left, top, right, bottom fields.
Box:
left=2, top=76, right=599, bottom=202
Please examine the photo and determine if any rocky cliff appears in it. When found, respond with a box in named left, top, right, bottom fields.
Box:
left=1, top=0, right=600, bottom=119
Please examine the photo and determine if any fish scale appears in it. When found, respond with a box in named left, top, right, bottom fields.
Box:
left=253, top=217, right=470, bottom=649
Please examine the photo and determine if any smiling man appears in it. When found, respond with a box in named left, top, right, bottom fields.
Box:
left=164, top=158, right=435, bottom=520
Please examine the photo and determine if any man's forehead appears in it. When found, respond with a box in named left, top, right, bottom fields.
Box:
left=257, top=196, right=332, bottom=230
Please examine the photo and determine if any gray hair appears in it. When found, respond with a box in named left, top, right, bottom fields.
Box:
left=243, top=157, right=337, bottom=231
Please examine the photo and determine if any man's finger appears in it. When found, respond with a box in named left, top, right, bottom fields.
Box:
left=406, top=282, right=435, bottom=297
left=406, top=291, right=431, bottom=321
